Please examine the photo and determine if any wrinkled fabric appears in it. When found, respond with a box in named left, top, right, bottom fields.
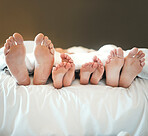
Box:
left=0, top=70, right=148, bottom=136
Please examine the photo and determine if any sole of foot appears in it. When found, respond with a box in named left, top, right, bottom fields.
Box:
left=4, top=33, right=30, bottom=85
left=105, top=47, right=124, bottom=87
left=52, top=62, right=71, bottom=89
left=33, top=33, right=54, bottom=85
left=119, top=47, right=145, bottom=88
left=80, top=62, right=98, bottom=85
left=90, top=56, right=104, bottom=85
left=60, top=53, right=75, bottom=87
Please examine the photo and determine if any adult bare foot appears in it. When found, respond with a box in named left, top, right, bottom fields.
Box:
left=4, top=33, right=30, bottom=85
left=90, top=56, right=104, bottom=85
left=105, top=47, right=124, bottom=87
left=119, top=48, right=145, bottom=88
left=61, top=53, right=75, bottom=87
left=33, top=33, right=54, bottom=85
left=80, top=62, right=98, bottom=85
left=52, top=62, right=71, bottom=89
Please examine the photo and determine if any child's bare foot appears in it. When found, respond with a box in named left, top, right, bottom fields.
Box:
left=105, top=47, right=124, bottom=87
left=4, top=33, right=30, bottom=85
left=60, top=53, right=75, bottom=87
left=52, top=62, right=71, bottom=89
left=119, top=48, right=145, bottom=88
left=33, top=33, right=54, bottom=85
left=90, top=56, right=104, bottom=85
left=80, top=62, right=98, bottom=85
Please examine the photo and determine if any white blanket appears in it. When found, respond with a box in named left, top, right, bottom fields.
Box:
left=0, top=41, right=148, bottom=79
left=0, top=70, right=148, bottom=136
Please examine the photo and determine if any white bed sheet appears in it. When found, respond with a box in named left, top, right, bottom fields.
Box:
left=0, top=70, right=148, bottom=136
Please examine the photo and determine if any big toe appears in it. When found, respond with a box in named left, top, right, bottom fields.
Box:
left=13, top=33, right=24, bottom=45
left=117, top=47, right=124, bottom=58
left=127, top=47, right=138, bottom=58
left=61, top=53, right=67, bottom=59
left=35, top=33, right=44, bottom=45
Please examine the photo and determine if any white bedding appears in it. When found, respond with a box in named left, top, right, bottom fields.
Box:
left=0, top=42, right=148, bottom=136
left=0, top=70, right=148, bottom=136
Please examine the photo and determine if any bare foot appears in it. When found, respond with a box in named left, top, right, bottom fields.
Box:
left=33, top=33, right=54, bottom=85
left=105, top=47, right=124, bottom=87
left=52, top=62, right=71, bottom=89
left=119, top=48, right=145, bottom=88
left=90, top=56, right=104, bottom=85
left=80, top=62, right=98, bottom=85
left=4, top=33, right=30, bottom=85
left=61, top=53, right=75, bottom=87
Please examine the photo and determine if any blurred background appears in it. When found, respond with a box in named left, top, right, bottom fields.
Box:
left=0, top=0, right=148, bottom=50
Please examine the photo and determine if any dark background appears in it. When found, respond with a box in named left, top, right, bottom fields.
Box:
left=0, top=0, right=148, bottom=50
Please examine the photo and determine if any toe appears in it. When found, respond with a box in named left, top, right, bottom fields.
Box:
left=4, top=43, right=9, bottom=55
left=93, top=56, right=98, bottom=62
left=7, top=39, right=14, bottom=47
left=9, top=36, right=15, bottom=45
left=114, top=49, right=117, bottom=56
left=83, top=63, right=88, bottom=67
left=117, top=47, right=124, bottom=58
left=108, top=55, right=111, bottom=59
left=110, top=50, right=114, bottom=58
left=46, top=39, right=51, bottom=45
left=141, top=62, right=145, bottom=67
left=44, top=36, right=52, bottom=47
left=35, top=33, right=44, bottom=45
left=13, top=33, right=24, bottom=45
left=4, top=43, right=8, bottom=49
left=50, top=46, right=54, bottom=55
left=136, top=50, right=143, bottom=58
left=97, top=58, right=102, bottom=64
left=59, top=62, right=64, bottom=67
left=138, top=52, right=145, bottom=59
left=71, top=63, right=75, bottom=68
left=43, top=36, right=48, bottom=46
left=100, top=64, right=104, bottom=69
left=66, top=54, right=71, bottom=60
left=140, top=58, right=145, bottom=63
left=60, top=53, right=65, bottom=59
left=106, top=58, right=110, bottom=64
left=127, top=47, right=138, bottom=58
left=66, top=63, right=71, bottom=69
left=69, top=58, right=73, bottom=63
left=5, top=42, right=10, bottom=49
left=93, top=62, right=98, bottom=68
left=57, top=64, right=61, bottom=68
left=88, top=62, right=93, bottom=66
left=6, top=39, right=12, bottom=46
left=49, top=43, right=54, bottom=48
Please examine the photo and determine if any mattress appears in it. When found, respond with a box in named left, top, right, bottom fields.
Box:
left=0, top=42, right=148, bottom=136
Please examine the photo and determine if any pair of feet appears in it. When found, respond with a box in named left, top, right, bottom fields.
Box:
left=4, top=33, right=75, bottom=88
left=4, top=33, right=54, bottom=86
left=80, top=56, right=104, bottom=85
left=105, top=47, right=145, bottom=88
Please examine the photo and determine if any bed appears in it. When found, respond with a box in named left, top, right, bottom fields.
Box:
left=0, top=41, right=148, bottom=136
